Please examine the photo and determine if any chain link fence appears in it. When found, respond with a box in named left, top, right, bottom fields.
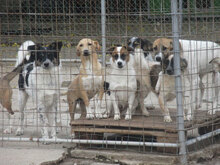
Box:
left=0, top=0, right=220, bottom=164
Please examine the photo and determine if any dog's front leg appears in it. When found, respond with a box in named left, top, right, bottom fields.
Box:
left=139, top=91, right=150, bottom=116
left=155, top=71, right=163, bottom=94
left=208, top=72, right=220, bottom=114
left=111, top=93, right=120, bottom=120
left=38, top=105, right=49, bottom=141
left=50, top=105, right=57, bottom=140
left=125, top=93, right=136, bottom=120
left=16, top=91, right=28, bottom=136
left=81, top=90, right=94, bottom=119
left=158, top=94, right=172, bottom=122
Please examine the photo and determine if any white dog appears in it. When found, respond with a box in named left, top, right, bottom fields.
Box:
left=15, top=40, right=62, bottom=141
left=99, top=46, right=137, bottom=120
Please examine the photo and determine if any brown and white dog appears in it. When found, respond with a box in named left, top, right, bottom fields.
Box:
left=96, top=46, right=137, bottom=120
left=153, top=38, right=220, bottom=119
left=67, top=38, right=102, bottom=121
left=155, top=54, right=190, bottom=122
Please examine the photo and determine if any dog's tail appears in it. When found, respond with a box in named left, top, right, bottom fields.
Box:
left=15, top=40, right=35, bottom=67
left=3, top=63, right=23, bottom=82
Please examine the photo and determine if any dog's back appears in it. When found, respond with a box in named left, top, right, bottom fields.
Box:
left=16, top=40, right=35, bottom=67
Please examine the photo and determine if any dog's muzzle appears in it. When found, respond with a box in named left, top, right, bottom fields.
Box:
left=155, top=52, right=163, bottom=62
left=83, top=50, right=90, bottom=56
left=117, top=62, right=123, bottom=68
left=166, top=68, right=174, bottom=75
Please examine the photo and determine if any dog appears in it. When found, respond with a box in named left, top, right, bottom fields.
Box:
left=127, top=37, right=153, bottom=61
left=99, top=46, right=137, bottom=120
left=0, top=63, right=23, bottom=115
left=153, top=38, right=220, bottom=119
left=155, top=54, right=190, bottom=122
left=67, top=38, right=102, bottom=122
left=15, top=40, right=62, bottom=141
left=208, top=57, right=220, bottom=115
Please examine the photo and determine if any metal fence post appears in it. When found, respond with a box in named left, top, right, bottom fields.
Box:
left=101, top=0, right=106, bottom=65
left=171, top=0, right=187, bottom=164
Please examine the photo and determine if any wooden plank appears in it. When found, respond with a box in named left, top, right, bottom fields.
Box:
left=73, top=127, right=178, bottom=138
left=71, top=109, right=220, bottom=133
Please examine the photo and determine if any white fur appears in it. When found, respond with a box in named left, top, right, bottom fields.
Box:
left=106, top=53, right=137, bottom=120
left=15, top=40, right=35, bottom=67
left=179, top=40, right=220, bottom=116
left=133, top=48, right=160, bottom=116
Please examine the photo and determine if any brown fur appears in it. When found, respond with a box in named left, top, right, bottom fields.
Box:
left=67, top=38, right=103, bottom=121
left=110, top=46, right=131, bottom=63
left=152, top=38, right=183, bottom=60
left=0, top=64, right=23, bottom=114
left=150, top=65, right=162, bottom=90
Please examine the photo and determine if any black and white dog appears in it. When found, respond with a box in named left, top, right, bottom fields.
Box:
left=15, top=40, right=62, bottom=141
left=127, top=37, right=153, bottom=61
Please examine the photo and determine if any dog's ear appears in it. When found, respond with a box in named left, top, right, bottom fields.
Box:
left=27, top=45, right=36, bottom=51
left=142, top=41, right=153, bottom=51
left=180, top=57, right=188, bottom=70
left=48, top=41, right=63, bottom=52
left=93, top=41, right=101, bottom=51
left=107, top=47, right=115, bottom=55
left=76, top=46, right=81, bottom=57
left=123, top=46, right=134, bottom=53
left=169, top=41, right=173, bottom=51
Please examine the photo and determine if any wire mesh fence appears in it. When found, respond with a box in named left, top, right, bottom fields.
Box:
left=0, top=0, right=220, bottom=163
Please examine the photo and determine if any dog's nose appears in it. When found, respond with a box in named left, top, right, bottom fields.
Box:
left=156, top=56, right=162, bottom=62
left=166, top=69, right=173, bottom=75
left=83, top=50, right=89, bottom=56
left=117, top=62, right=123, bottom=68
left=44, top=62, right=49, bottom=67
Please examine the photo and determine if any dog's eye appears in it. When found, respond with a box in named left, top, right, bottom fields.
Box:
left=162, top=46, right=167, bottom=51
left=121, top=54, right=126, bottom=60
left=88, top=43, right=92, bottom=46
left=79, top=44, right=83, bottom=47
left=114, top=54, right=118, bottom=60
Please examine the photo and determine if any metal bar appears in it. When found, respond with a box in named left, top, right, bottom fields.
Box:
left=1, top=137, right=179, bottom=147
left=171, top=0, right=188, bottom=164
left=179, top=0, right=183, bottom=35
left=186, top=129, right=220, bottom=146
left=2, top=129, right=220, bottom=148
left=101, top=0, right=106, bottom=65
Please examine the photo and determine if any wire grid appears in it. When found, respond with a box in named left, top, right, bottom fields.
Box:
left=0, top=0, right=219, bottom=156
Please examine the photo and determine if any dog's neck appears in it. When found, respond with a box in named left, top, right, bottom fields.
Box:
left=80, top=53, right=101, bottom=75
left=134, top=48, right=151, bottom=70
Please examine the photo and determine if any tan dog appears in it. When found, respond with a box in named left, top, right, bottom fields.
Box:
left=0, top=63, right=23, bottom=115
left=67, top=38, right=102, bottom=121
left=153, top=38, right=220, bottom=120
left=152, top=38, right=182, bottom=62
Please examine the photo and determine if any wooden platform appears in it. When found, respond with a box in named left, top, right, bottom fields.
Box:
left=71, top=109, right=220, bottom=153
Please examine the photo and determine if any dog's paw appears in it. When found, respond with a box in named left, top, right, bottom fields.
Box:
left=3, top=128, right=13, bottom=134
left=16, top=128, right=24, bottom=136
left=95, top=113, right=104, bottom=119
left=125, top=114, right=132, bottom=120
left=207, top=110, right=216, bottom=115
left=164, top=116, right=172, bottom=122
left=186, top=114, right=193, bottom=121
left=114, top=114, right=120, bottom=120
left=86, top=113, right=95, bottom=119
left=142, top=108, right=150, bottom=116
